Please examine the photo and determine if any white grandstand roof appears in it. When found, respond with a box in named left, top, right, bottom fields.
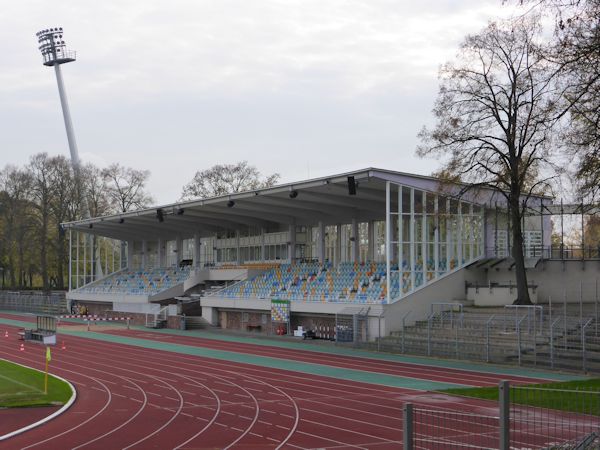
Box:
left=61, top=168, right=549, bottom=241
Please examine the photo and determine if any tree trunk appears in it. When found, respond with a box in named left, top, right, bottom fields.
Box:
left=510, top=195, right=532, bottom=305
left=56, top=231, right=65, bottom=290
left=40, top=211, right=49, bottom=292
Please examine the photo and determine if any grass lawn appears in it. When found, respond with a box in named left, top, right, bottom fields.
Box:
left=439, top=379, right=600, bottom=416
left=0, top=359, right=72, bottom=408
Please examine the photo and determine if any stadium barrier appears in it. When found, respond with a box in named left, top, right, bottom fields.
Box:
left=0, top=291, right=66, bottom=315
left=403, top=381, right=600, bottom=449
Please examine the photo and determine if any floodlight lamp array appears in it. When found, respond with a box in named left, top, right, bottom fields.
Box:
left=36, top=27, right=75, bottom=66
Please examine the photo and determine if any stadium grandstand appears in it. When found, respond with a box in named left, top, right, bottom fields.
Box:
left=62, top=168, right=597, bottom=341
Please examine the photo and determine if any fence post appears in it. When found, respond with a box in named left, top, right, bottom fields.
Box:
left=403, top=403, right=414, bottom=450
left=499, top=380, right=510, bottom=450
left=594, top=278, right=600, bottom=337
left=427, top=314, right=432, bottom=356
left=564, top=289, right=568, bottom=350
left=455, top=322, right=459, bottom=359
left=580, top=280, right=583, bottom=325
left=517, top=318, right=521, bottom=366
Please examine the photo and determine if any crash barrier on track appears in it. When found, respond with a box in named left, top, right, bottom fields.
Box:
left=0, top=291, right=66, bottom=315
left=57, top=315, right=132, bottom=331
left=403, top=381, right=600, bottom=449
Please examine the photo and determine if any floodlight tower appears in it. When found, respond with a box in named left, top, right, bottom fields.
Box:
left=36, top=27, right=82, bottom=171
left=36, top=28, right=103, bottom=288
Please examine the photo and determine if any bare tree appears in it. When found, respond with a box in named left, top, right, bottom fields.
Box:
left=0, top=166, right=32, bottom=288
left=102, top=163, right=154, bottom=213
left=513, top=1, right=600, bottom=199
left=48, top=156, right=79, bottom=289
left=181, top=161, right=280, bottom=200
left=418, top=17, right=561, bottom=304
left=28, top=153, right=54, bottom=291
left=81, top=163, right=111, bottom=217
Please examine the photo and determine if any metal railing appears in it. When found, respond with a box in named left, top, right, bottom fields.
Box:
left=377, top=304, right=600, bottom=372
left=0, top=291, right=66, bottom=315
left=486, top=244, right=600, bottom=260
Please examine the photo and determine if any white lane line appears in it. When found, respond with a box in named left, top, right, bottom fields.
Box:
left=71, top=377, right=149, bottom=450
left=173, top=374, right=221, bottom=450
left=179, top=390, right=196, bottom=395
left=20, top=377, right=112, bottom=450
left=295, top=430, right=368, bottom=450
left=122, top=377, right=185, bottom=450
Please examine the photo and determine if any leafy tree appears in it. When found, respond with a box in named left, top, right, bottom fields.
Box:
left=418, top=17, right=561, bottom=304
left=181, top=161, right=280, bottom=200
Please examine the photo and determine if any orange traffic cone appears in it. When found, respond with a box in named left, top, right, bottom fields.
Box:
left=4, top=331, right=8, bottom=338
left=61, top=341, right=66, bottom=350
left=19, top=343, right=24, bottom=351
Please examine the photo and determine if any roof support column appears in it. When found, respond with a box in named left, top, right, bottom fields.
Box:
left=386, top=181, right=391, bottom=304
left=336, top=223, right=342, bottom=266
left=175, top=237, right=182, bottom=266
left=261, top=228, right=266, bottom=263
left=351, top=218, right=359, bottom=263
left=141, top=240, right=147, bottom=268
left=127, top=240, right=133, bottom=270
left=318, top=221, right=325, bottom=264
left=367, top=220, right=374, bottom=262
left=157, top=238, right=165, bottom=268
left=193, top=233, right=201, bottom=269
left=236, top=231, right=241, bottom=265
left=288, top=223, right=295, bottom=264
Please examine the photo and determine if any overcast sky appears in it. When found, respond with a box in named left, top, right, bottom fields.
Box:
left=0, top=0, right=522, bottom=204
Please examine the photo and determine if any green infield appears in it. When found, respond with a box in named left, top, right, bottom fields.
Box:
left=0, top=359, right=72, bottom=408
left=440, top=379, right=600, bottom=416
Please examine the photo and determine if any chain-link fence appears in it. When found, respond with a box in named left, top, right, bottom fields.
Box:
left=404, top=381, right=600, bottom=449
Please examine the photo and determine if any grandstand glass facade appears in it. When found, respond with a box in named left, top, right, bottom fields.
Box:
left=385, top=181, right=484, bottom=303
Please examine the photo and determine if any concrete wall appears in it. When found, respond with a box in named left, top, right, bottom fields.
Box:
left=382, top=268, right=469, bottom=334
left=485, top=260, right=600, bottom=304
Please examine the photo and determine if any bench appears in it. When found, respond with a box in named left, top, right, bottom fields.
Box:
left=246, top=324, right=262, bottom=332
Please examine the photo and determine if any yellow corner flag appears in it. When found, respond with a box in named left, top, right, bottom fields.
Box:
left=44, top=346, right=51, bottom=394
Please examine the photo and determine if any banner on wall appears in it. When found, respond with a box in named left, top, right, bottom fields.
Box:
left=271, top=299, right=291, bottom=323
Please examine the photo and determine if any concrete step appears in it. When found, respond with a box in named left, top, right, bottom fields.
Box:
left=185, top=316, right=212, bottom=330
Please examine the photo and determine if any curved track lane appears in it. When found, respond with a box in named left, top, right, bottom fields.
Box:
left=0, top=319, right=587, bottom=449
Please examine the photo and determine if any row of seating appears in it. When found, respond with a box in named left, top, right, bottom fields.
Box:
left=76, top=266, right=192, bottom=295
left=217, top=260, right=458, bottom=303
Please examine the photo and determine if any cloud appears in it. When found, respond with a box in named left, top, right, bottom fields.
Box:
left=0, top=0, right=524, bottom=204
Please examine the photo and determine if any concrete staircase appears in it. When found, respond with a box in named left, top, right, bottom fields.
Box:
left=377, top=302, right=600, bottom=372
left=184, top=316, right=212, bottom=330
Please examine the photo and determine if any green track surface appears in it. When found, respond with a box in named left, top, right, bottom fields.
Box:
left=0, top=359, right=71, bottom=408
left=0, top=311, right=588, bottom=392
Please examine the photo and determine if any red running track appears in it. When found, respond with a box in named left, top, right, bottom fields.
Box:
left=0, top=321, right=589, bottom=449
